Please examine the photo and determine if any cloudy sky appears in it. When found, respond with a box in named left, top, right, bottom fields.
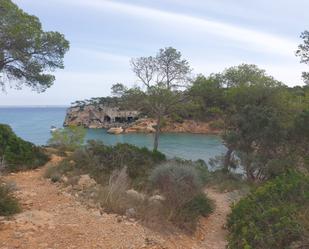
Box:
left=1, top=0, right=308, bottom=106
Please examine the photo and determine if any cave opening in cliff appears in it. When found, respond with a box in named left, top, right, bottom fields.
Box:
left=104, top=115, right=111, bottom=123
left=115, top=117, right=128, bottom=123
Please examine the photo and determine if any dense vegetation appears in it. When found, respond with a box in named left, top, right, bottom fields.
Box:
left=188, top=65, right=309, bottom=182
left=70, top=97, right=121, bottom=108
left=0, top=124, right=48, bottom=172
left=228, top=171, right=309, bottom=249
left=0, top=0, right=69, bottom=92
left=70, top=141, right=166, bottom=188
left=46, top=141, right=213, bottom=230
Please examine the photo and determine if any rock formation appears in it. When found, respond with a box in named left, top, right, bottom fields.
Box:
left=64, top=104, right=139, bottom=129
left=64, top=104, right=222, bottom=134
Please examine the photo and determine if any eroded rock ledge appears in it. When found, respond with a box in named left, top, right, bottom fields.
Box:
left=64, top=104, right=139, bottom=129
left=64, top=105, right=222, bottom=134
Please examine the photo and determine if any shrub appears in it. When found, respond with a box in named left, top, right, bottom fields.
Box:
left=149, top=162, right=202, bottom=209
left=44, top=160, right=75, bottom=183
left=0, top=124, right=49, bottom=172
left=174, top=193, right=213, bottom=230
left=209, top=119, right=225, bottom=130
left=149, top=161, right=213, bottom=230
left=207, top=170, right=249, bottom=192
left=48, top=125, right=86, bottom=151
left=0, top=183, right=20, bottom=216
left=194, top=159, right=210, bottom=185
left=71, top=141, right=166, bottom=188
left=227, top=171, right=309, bottom=249
left=170, top=113, right=184, bottom=123
left=98, top=167, right=130, bottom=214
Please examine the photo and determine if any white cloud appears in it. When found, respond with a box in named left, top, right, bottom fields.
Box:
left=72, top=48, right=131, bottom=64
left=0, top=71, right=135, bottom=106
left=58, top=0, right=297, bottom=57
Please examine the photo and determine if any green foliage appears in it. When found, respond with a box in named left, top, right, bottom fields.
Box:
left=219, top=64, right=282, bottom=88
left=209, top=119, right=225, bottom=129
left=0, top=0, right=69, bottom=91
left=0, top=124, right=48, bottom=172
left=44, top=160, right=72, bottom=181
left=207, top=169, right=250, bottom=192
left=71, top=96, right=121, bottom=108
left=0, top=183, right=20, bottom=216
left=227, top=171, right=309, bottom=249
left=296, top=30, right=309, bottom=85
left=48, top=126, right=86, bottom=151
left=170, top=113, right=184, bottom=123
left=191, top=65, right=309, bottom=181
left=149, top=162, right=202, bottom=208
left=70, top=141, right=166, bottom=188
left=175, top=193, right=214, bottom=230
left=189, top=74, right=226, bottom=120
left=116, top=83, right=186, bottom=150
left=149, top=161, right=213, bottom=230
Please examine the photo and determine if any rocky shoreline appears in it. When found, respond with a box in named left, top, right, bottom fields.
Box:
left=107, top=118, right=222, bottom=135
left=64, top=104, right=222, bottom=135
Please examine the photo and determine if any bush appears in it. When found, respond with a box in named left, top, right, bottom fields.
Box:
left=170, top=113, right=184, bottom=123
left=207, top=170, right=249, bottom=192
left=44, top=160, right=76, bottom=184
left=0, top=183, right=20, bottom=216
left=98, top=167, right=130, bottom=214
left=175, top=193, right=213, bottom=230
left=71, top=141, right=166, bottom=188
left=209, top=119, right=225, bottom=130
left=149, top=162, right=202, bottom=209
left=227, top=171, right=309, bottom=249
left=48, top=125, right=86, bottom=151
left=149, top=161, right=213, bottom=230
left=0, top=124, right=49, bottom=172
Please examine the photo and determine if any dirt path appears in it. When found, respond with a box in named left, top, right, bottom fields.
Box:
left=0, top=157, right=231, bottom=249
left=199, top=189, right=230, bottom=249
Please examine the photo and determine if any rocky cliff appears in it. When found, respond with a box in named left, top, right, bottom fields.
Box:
left=125, top=118, right=222, bottom=134
left=64, top=104, right=139, bottom=129
left=64, top=105, right=222, bottom=134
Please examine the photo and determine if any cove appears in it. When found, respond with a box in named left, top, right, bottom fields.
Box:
left=0, top=107, right=226, bottom=163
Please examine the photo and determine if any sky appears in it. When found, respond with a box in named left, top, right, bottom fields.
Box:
left=1, top=0, right=308, bottom=106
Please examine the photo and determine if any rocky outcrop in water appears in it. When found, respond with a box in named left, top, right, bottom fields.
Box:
left=64, top=105, right=139, bottom=128
left=125, top=118, right=221, bottom=134
left=64, top=105, right=222, bottom=134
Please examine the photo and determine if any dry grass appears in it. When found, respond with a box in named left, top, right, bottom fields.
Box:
left=98, top=167, right=130, bottom=214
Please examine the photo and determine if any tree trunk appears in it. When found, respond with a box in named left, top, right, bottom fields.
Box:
left=223, top=148, right=233, bottom=172
left=153, top=115, right=161, bottom=151
left=0, top=61, right=4, bottom=71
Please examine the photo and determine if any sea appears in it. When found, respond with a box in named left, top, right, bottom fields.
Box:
left=0, top=107, right=226, bottom=164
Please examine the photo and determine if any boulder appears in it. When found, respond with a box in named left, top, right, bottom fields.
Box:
left=77, top=174, right=96, bottom=189
left=125, top=208, right=136, bottom=218
left=125, top=119, right=156, bottom=133
left=107, top=127, right=123, bottom=134
left=126, top=189, right=145, bottom=202
left=149, top=195, right=165, bottom=203
left=61, top=176, right=68, bottom=183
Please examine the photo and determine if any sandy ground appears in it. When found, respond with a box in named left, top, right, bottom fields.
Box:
left=0, top=156, right=231, bottom=249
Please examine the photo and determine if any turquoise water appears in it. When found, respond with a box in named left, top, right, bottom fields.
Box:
left=0, top=107, right=226, bottom=163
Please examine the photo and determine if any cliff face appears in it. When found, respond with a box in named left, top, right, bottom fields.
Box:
left=64, top=105, right=139, bottom=128
left=125, top=118, right=221, bottom=134
left=64, top=105, right=222, bottom=134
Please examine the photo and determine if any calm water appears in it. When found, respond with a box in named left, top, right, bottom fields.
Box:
left=0, top=107, right=226, bottom=163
